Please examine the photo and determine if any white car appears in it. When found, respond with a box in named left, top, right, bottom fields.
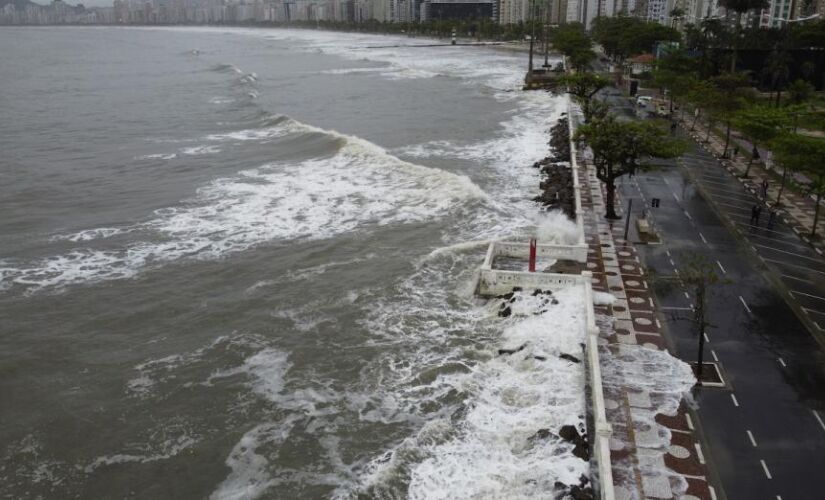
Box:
left=636, top=96, right=652, bottom=106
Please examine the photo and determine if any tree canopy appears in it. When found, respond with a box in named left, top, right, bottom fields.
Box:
left=558, top=72, right=611, bottom=122
left=550, top=23, right=594, bottom=70
left=574, top=116, right=685, bottom=218
left=773, top=134, right=825, bottom=235
left=591, top=17, right=680, bottom=62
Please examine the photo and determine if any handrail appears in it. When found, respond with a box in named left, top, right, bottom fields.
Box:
left=571, top=99, right=615, bottom=500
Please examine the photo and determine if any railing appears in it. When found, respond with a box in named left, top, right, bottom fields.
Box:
left=480, top=240, right=588, bottom=270
left=569, top=106, right=587, bottom=249
left=567, top=100, right=615, bottom=500
left=582, top=271, right=615, bottom=500
left=477, top=268, right=585, bottom=296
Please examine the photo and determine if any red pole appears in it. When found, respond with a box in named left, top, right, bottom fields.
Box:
left=529, top=238, right=537, bottom=272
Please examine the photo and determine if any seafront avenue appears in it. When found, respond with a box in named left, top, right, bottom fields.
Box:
left=602, top=90, right=825, bottom=500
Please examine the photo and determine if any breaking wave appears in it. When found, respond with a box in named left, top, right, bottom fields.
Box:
left=1, top=116, right=487, bottom=293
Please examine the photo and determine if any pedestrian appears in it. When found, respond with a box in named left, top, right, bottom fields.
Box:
left=753, top=145, right=761, bottom=161
left=761, top=178, right=769, bottom=198
left=733, top=146, right=739, bottom=159
left=750, top=204, right=762, bottom=226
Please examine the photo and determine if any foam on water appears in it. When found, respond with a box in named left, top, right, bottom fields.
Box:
left=84, top=433, right=197, bottom=473
left=320, top=67, right=386, bottom=75
left=534, top=211, right=580, bottom=245
left=50, top=227, right=133, bottom=243
left=353, top=287, right=590, bottom=499
left=1, top=118, right=486, bottom=293
left=210, top=416, right=302, bottom=500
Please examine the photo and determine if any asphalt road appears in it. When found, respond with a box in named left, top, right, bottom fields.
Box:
left=604, top=93, right=825, bottom=500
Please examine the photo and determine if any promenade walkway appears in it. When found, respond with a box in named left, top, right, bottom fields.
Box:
left=573, top=110, right=715, bottom=499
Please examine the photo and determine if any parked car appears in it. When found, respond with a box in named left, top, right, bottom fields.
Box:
left=636, top=96, right=652, bottom=106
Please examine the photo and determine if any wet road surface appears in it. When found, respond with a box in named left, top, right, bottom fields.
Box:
left=605, top=92, right=825, bottom=500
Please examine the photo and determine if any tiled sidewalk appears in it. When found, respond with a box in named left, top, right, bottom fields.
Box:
left=577, top=151, right=714, bottom=500
left=683, top=119, right=825, bottom=253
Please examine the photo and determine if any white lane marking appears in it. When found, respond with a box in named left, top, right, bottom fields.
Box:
left=684, top=210, right=693, bottom=220
left=711, top=350, right=719, bottom=362
left=662, top=306, right=693, bottom=310
left=791, top=290, right=825, bottom=302
left=704, top=332, right=710, bottom=343
left=747, top=430, right=758, bottom=447
left=753, top=242, right=825, bottom=263
left=814, top=410, right=825, bottom=432
left=764, top=258, right=825, bottom=276
left=747, top=230, right=817, bottom=249
left=670, top=258, right=676, bottom=267
left=760, top=459, right=773, bottom=479
left=686, top=413, right=694, bottom=430
left=731, top=394, right=740, bottom=407
left=655, top=319, right=662, bottom=328
left=709, top=486, right=718, bottom=500
left=673, top=192, right=680, bottom=201
left=782, top=273, right=814, bottom=284
left=684, top=291, right=691, bottom=299
left=695, top=443, right=706, bottom=464
left=777, top=495, right=783, bottom=500
left=717, top=260, right=727, bottom=274
left=778, top=357, right=786, bottom=367
left=699, top=232, right=708, bottom=244
left=666, top=250, right=671, bottom=257
left=739, top=296, right=752, bottom=314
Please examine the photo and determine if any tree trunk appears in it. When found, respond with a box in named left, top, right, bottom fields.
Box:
left=705, top=119, right=713, bottom=143
left=776, top=167, right=788, bottom=206
left=813, top=191, right=823, bottom=238
left=605, top=178, right=619, bottom=219
left=730, top=13, right=741, bottom=73
left=743, top=143, right=756, bottom=178
left=723, top=122, right=731, bottom=158
left=691, top=109, right=700, bottom=131
left=696, top=285, right=705, bottom=385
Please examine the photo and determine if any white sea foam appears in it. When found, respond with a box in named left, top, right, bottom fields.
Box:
left=180, top=145, right=221, bottom=155
left=210, top=416, right=301, bottom=500
left=50, top=227, right=132, bottom=243
left=1, top=118, right=486, bottom=293
left=320, top=67, right=386, bottom=75
left=203, top=125, right=288, bottom=142
left=84, top=434, right=197, bottom=473
left=206, top=348, right=290, bottom=401
left=136, top=153, right=178, bottom=160
left=357, top=287, right=590, bottom=498
left=210, top=96, right=236, bottom=104
left=535, top=211, right=579, bottom=245
left=126, top=334, right=271, bottom=398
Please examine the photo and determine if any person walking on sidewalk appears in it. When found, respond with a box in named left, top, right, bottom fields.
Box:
left=733, top=146, right=739, bottom=159
left=751, top=204, right=762, bottom=226
left=768, top=207, right=777, bottom=229
left=761, top=178, right=770, bottom=199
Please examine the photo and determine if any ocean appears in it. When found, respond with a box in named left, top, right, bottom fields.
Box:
left=0, top=26, right=588, bottom=498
